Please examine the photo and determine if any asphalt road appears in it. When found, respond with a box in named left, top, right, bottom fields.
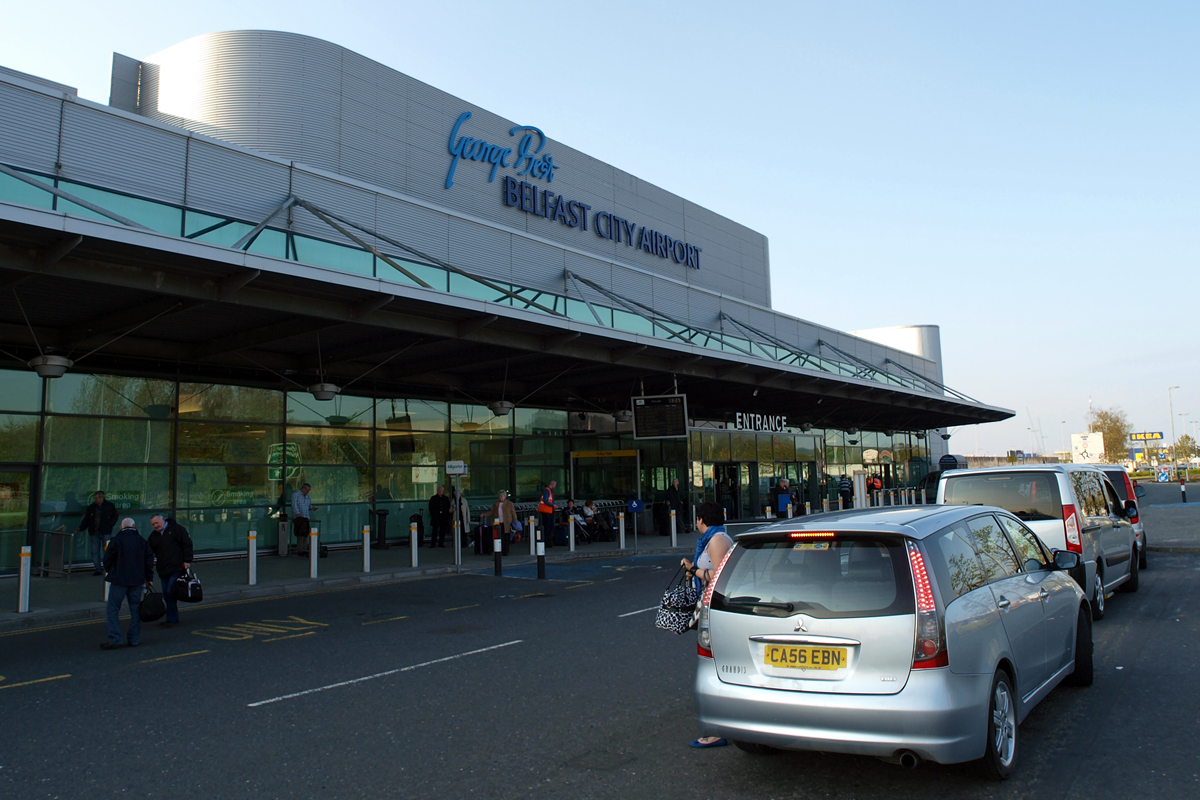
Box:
left=1, top=551, right=1197, bottom=800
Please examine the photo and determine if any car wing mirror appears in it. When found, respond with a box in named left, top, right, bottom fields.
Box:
left=1052, top=549, right=1080, bottom=571
left=1134, top=486, right=1146, bottom=498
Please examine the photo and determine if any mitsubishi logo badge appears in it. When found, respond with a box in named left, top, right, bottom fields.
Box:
left=794, top=617, right=808, bottom=633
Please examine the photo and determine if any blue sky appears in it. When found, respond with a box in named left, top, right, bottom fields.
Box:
left=2, top=1, right=1196, bottom=456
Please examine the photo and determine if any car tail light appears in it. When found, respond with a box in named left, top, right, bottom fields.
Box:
left=906, top=540, right=948, bottom=669
left=697, top=547, right=735, bottom=658
left=1062, top=504, right=1082, bottom=553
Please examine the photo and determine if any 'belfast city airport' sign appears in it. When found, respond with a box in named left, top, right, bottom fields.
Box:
left=446, top=112, right=702, bottom=270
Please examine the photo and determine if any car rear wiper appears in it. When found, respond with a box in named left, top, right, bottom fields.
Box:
left=726, top=596, right=795, bottom=611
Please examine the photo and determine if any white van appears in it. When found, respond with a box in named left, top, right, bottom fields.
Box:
left=936, top=464, right=1138, bottom=619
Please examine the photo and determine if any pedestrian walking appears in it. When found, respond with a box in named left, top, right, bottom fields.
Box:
left=101, top=518, right=154, bottom=649
left=838, top=475, right=853, bottom=509
left=538, top=479, right=557, bottom=548
left=428, top=485, right=452, bottom=548
left=147, top=514, right=193, bottom=627
left=487, top=489, right=516, bottom=556
left=75, top=491, right=118, bottom=575
left=453, top=486, right=471, bottom=549
left=291, top=483, right=317, bottom=555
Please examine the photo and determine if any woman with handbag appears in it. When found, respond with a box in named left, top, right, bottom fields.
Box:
left=680, top=500, right=733, bottom=748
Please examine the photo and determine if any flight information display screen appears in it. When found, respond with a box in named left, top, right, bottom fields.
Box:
left=631, top=395, right=688, bottom=439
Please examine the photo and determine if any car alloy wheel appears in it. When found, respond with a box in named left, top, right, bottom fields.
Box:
left=1091, top=571, right=1106, bottom=620
left=982, top=670, right=1018, bottom=780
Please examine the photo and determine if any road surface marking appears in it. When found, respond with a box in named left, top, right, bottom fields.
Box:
left=618, top=606, right=659, bottom=618
left=262, top=631, right=316, bottom=643
left=564, top=583, right=592, bottom=590
left=362, top=615, right=408, bottom=626
left=443, top=603, right=480, bottom=612
left=0, top=674, right=71, bottom=690
left=140, top=650, right=209, bottom=664
left=247, top=640, right=524, bottom=707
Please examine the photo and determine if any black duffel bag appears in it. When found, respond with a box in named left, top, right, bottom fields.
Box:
left=140, top=586, right=167, bottom=622
left=171, top=568, right=203, bottom=603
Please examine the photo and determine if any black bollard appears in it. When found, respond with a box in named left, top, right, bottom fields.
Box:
left=536, top=524, right=546, bottom=580
left=1183, top=479, right=1188, bottom=504
left=373, top=509, right=389, bottom=549
left=493, top=521, right=502, bottom=577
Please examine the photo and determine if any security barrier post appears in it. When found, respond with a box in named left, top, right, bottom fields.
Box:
left=410, top=520, right=418, bottom=568
left=670, top=509, right=677, bottom=548
left=309, top=528, right=319, bottom=578
left=493, top=520, right=502, bottom=576
left=362, top=525, right=371, bottom=572
left=536, top=525, right=546, bottom=580
left=805, top=501, right=811, bottom=516
left=247, top=531, right=257, bottom=585
left=763, top=506, right=771, bottom=519
left=1183, top=479, right=1188, bottom=504
left=17, top=546, right=31, bottom=613
left=618, top=512, right=626, bottom=549
left=528, top=515, right=536, bottom=556
left=786, top=503, right=793, bottom=519
left=822, top=498, right=829, bottom=513
left=569, top=516, right=576, bottom=552
left=103, top=539, right=109, bottom=602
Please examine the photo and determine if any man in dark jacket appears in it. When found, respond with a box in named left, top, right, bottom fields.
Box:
left=148, top=514, right=193, bottom=627
left=102, top=518, right=154, bottom=649
left=666, top=478, right=688, bottom=531
left=428, top=486, right=452, bottom=548
left=839, top=475, right=854, bottom=509
left=75, top=491, right=118, bottom=575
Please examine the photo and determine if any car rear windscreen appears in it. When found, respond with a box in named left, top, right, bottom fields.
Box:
left=941, top=472, right=1063, bottom=521
left=712, top=535, right=914, bottom=619
left=1099, top=469, right=1130, bottom=501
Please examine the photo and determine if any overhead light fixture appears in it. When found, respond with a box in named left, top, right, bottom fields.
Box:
left=752, top=388, right=759, bottom=397
left=28, top=354, right=73, bottom=379
left=800, top=422, right=813, bottom=432
left=308, top=383, right=339, bottom=401
left=941, top=433, right=952, bottom=441
left=847, top=438, right=859, bottom=446
left=615, top=409, right=632, bottom=423
left=326, top=415, right=350, bottom=427
left=885, top=430, right=895, bottom=437
left=915, top=431, right=926, bottom=440
left=846, top=427, right=858, bottom=435
left=488, top=400, right=515, bottom=416
left=143, top=404, right=172, bottom=419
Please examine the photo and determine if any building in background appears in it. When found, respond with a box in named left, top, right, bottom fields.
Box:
left=0, top=32, right=1012, bottom=571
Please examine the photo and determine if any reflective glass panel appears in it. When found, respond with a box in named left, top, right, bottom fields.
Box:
left=184, top=211, right=254, bottom=247
left=287, top=392, right=375, bottom=427
left=376, top=399, right=447, bottom=432
left=289, top=425, right=373, bottom=466
left=177, top=421, right=282, bottom=463
left=0, top=169, right=54, bottom=209
left=376, top=256, right=449, bottom=291
left=701, top=431, right=731, bottom=461
left=374, top=431, right=447, bottom=467
left=453, top=433, right=512, bottom=466
left=515, top=408, right=567, bottom=435
left=57, top=182, right=182, bottom=235
left=293, top=465, right=373, bottom=504
left=39, top=465, right=172, bottom=562
left=451, top=404, right=510, bottom=434
left=0, top=414, right=39, bottom=461
left=47, top=374, right=175, bottom=417
left=247, top=228, right=287, bottom=258
left=292, top=234, right=374, bottom=276
left=0, top=368, right=42, bottom=412
left=731, top=433, right=757, bottom=462
left=43, top=417, right=171, bottom=463
left=773, top=435, right=796, bottom=462
left=178, top=383, right=282, bottom=422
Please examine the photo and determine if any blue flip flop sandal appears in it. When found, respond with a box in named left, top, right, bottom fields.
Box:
left=689, top=738, right=729, bottom=748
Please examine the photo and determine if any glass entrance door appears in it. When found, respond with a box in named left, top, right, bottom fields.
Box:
left=0, top=468, right=32, bottom=573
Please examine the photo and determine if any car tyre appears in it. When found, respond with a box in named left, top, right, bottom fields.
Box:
left=981, top=670, right=1018, bottom=781
left=1139, top=536, right=1148, bottom=569
left=1120, top=547, right=1139, bottom=592
left=1090, top=569, right=1105, bottom=620
left=733, top=740, right=780, bottom=755
left=1067, top=607, right=1093, bottom=687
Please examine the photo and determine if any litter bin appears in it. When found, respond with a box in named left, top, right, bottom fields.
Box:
left=373, top=509, right=389, bottom=549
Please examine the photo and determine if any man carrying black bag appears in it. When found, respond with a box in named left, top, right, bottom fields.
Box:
left=147, top=513, right=192, bottom=628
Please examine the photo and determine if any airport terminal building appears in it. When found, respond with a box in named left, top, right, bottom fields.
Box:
left=0, top=31, right=1012, bottom=571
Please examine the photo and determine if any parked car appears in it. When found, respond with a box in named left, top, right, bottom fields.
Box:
left=1098, top=465, right=1147, bottom=568
left=693, top=505, right=1091, bottom=779
left=936, top=464, right=1138, bottom=619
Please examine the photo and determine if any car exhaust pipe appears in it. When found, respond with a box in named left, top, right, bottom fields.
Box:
left=898, top=750, right=921, bottom=770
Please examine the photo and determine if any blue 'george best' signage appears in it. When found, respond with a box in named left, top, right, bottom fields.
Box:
left=445, top=111, right=702, bottom=270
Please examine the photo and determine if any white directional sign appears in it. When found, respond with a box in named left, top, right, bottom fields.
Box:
left=445, top=460, right=468, bottom=476
left=1071, top=432, right=1105, bottom=464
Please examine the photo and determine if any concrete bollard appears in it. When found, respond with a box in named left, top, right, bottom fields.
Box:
left=362, top=525, right=371, bottom=572
left=248, top=531, right=257, bottom=585
left=410, top=521, right=418, bottom=568
left=670, top=509, right=677, bottom=547
left=536, top=525, right=546, bottom=580
left=17, top=545, right=31, bottom=613
left=618, top=512, right=626, bottom=549
left=569, top=516, right=576, bottom=552
left=310, top=528, right=319, bottom=578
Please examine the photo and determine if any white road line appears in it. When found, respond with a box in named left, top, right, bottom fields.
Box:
left=618, top=606, right=659, bottom=618
left=247, top=640, right=523, bottom=707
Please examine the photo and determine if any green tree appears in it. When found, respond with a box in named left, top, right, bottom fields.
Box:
left=1087, top=406, right=1133, bottom=463
left=1176, top=434, right=1198, bottom=461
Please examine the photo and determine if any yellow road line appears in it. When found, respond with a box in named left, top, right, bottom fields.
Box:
left=0, top=674, right=71, bottom=691
left=443, top=603, right=480, bottom=612
left=262, top=631, right=317, bottom=643
left=140, top=650, right=209, bottom=664
left=563, top=583, right=592, bottom=590
left=362, top=615, right=408, bottom=626
left=519, top=592, right=550, bottom=598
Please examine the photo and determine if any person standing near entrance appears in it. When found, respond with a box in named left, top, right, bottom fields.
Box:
left=839, top=475, right=853, bottom=509
left=428, top=485, right=452, bottom=548
left=76, top=491, right=118, bottom=576
left=538, top=480, right=557, bottom=548
left=291, top=483, right=316, bottom=555
left=666, top=477, right=687, bottom=531
left=770, top=478, right=792, bottom=517
left=147, top=514, right=192, bottom=627
left=716, top=477, right=733, bottom=521
left=101, top=518, right=154, bottom=649
left=488, top=490, right=516, bottom=556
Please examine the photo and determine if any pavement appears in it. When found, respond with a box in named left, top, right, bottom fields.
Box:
left=0, top=525, right=704, bottom=633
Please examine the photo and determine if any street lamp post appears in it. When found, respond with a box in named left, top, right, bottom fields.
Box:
left=1168, top=386, right=1180, bottom=476
left=1060, top=420, right=1066, bottom=456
